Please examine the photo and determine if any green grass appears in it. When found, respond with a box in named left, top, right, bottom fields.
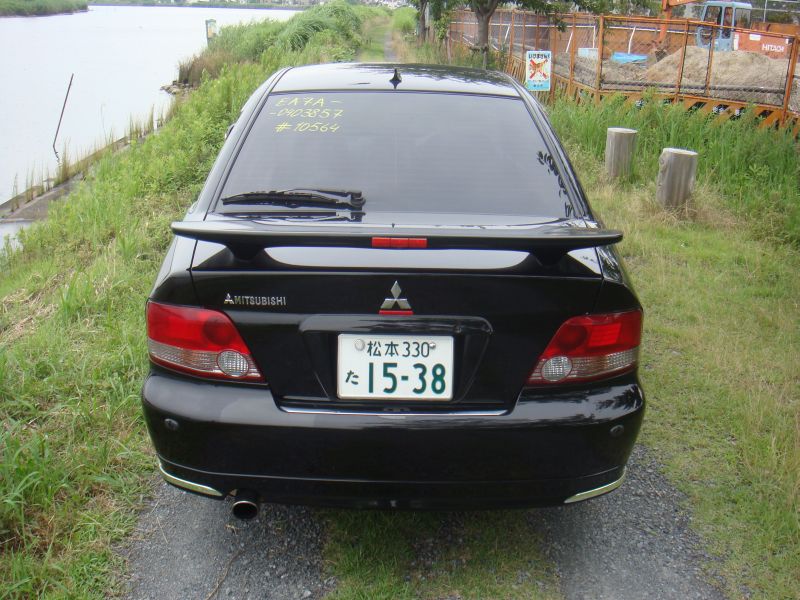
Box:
left=547, top=92, right=800, bottom=245
left=391, top=33, right=489, bottom=69
left=562, top=144, right=800, bottom=598
left=178, top=2, right=366, bottom=86
left=324, top=511, right=560, bottom=600
left=357, top=14, right=390, bottom=62
left=91, top=0, right=294, bottom=8
left=0, top=0, right=86, bottom=16
left=392, top=6, right=416, bottom=36
left=0, top=4, right=373, bottom=596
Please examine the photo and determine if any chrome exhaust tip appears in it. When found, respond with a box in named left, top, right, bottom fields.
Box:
left=232, top=489, right=259, bottom=520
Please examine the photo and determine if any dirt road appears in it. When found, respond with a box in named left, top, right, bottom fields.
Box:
left=122, top=445, right=727, bottom=599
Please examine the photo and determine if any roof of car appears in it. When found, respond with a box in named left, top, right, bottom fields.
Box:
left=271, top=63, right=522, bottom=97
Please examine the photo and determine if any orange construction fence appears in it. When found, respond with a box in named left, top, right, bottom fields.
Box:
left=448, top=9, right=800, bottom=133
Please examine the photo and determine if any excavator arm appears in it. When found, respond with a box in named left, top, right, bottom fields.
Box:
left=658, top=0, right=703, bottom=45
left=661, top=0, right=700, bottom=19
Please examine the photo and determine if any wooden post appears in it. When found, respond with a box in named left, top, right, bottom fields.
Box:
left=704, top=25, right=716, bottom=97
left=780, top=35, right=799, bottom=124
left=674, top=21, right=689, bottom=102
left=605, top=128, right=637, bottom=178
left=656, top=148, right=698, bottom=210
left=594, top=15, right=605, bottom=104
left=568, top=14, right=577, bottom=95
left=508, top=10, right=515, bottom=72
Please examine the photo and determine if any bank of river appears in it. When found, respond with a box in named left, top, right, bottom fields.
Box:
left=0, top=4, right=298, bottom=206
left=0, top=0, right=87, bottom=18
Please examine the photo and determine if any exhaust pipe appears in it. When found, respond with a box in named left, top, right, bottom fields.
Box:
left=232, top=489, right=259, bottom=520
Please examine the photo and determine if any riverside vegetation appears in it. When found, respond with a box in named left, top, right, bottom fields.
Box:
left=1, top=6, right=798, bottom=599
left=0, top=4, right=375, bottom=596
left=0, top=0, right=86, bottom=16
left=91, top=0, right=301, bottom=10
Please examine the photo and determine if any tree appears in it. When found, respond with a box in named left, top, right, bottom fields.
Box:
left=410, top=0, right=430, bottom=41
left=470, top=0, right=575, bottom=68
left=469, top=0, right=648, bottom=67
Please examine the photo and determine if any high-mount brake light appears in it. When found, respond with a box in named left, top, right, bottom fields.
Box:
left=527, top=310, right=642, bottom=384
left=371, top=237, right=428, bottom=249
left=146, top=301, right=263, bottom=381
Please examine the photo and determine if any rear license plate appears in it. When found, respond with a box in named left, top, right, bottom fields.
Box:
left=337, top=334, right=454, bottom=400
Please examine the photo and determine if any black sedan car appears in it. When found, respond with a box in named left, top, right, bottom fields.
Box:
left=142, top=63, right=644, bottom=519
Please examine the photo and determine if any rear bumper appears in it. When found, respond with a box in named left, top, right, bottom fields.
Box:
left=142, top=371, right=644, bottom=508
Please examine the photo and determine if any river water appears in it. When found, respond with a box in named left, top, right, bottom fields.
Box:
left=0, top=220, right=31, bottom=250
left=0, top=5, right=298, bottom=206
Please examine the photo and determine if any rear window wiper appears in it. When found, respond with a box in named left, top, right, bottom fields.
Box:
left=225, top=209, right=364, bottom=223
left=220, top=188, right=365, bottom=211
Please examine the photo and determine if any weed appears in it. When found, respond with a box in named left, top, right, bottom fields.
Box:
left=0, top=0, right=86, bottom=17
left=546, top=92, right=800, bottom=244
left=325, top=511, right=560, bottom=600
left=0, top=4, right=376, bottom=596
left=392, top=7, right=416, bottom=36
left=563, top=143, right=800, bottom=598
left=179, top=2, right=367, bottom=87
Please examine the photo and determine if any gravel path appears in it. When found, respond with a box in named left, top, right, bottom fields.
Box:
left=384, top=27, right=397, bottom=62
left=121, top=483, right=332, bottom=600
left=121, top=446, right=727, bottom=599
left=533, top=445, right=728, bottom=600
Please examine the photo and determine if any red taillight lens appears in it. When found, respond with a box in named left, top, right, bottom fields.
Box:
left=146, top=301, right=263, bottom=381
left=527, top=310, right=642, bottom=384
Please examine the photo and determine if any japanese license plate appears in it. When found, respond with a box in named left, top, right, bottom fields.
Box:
left=337, top=334, right=454, bottom=400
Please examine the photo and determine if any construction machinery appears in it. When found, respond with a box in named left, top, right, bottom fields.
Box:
left=661, top=0, right=797, bottom=57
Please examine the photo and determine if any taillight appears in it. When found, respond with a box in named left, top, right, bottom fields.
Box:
left=371, top=237, right=428, bottom=248
left=146, top=301, right=263, bottom=381
left=527, top=310, right=642, bottom=384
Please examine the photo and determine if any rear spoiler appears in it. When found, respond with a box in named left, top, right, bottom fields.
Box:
left=171, top=220, right=622, bottom=263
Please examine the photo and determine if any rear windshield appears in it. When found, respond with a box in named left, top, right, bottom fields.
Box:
left=218, top=92, right=572, bottom=218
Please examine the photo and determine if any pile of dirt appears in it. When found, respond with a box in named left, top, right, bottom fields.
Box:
left=644, top=46, right=797, bottom=108
left=554, top=52, right=650, bottom=87
left=550, top=46, right=799, bottom=111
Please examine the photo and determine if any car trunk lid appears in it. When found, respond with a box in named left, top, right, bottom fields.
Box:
left=178, top=218, right=613, bottom=411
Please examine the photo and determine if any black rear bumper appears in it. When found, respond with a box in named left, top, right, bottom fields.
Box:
left=142, top=371, right=644, bottom=509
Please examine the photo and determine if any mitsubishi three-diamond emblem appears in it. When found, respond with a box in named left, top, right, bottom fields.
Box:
left=380, top=281, right=412, bottom=314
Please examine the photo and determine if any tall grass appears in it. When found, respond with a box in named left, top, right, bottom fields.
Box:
left=179, top=2, right=366, bottom=86
left=93, top=0, right=291, bottom=7
left=547, top=92, right=800, bottom=244
left=392, top=6, right=416, bottom=35
left=0, top=0, right=86, bottom=16
left=0, top=4, right=372, bottom=596
left=392, top=35, right=484, bottom=68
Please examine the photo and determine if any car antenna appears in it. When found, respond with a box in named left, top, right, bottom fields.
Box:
left=390, top=68, right=402, bottom=89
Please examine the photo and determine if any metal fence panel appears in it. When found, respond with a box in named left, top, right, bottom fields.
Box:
left=448, top=9, right=799, bottom=125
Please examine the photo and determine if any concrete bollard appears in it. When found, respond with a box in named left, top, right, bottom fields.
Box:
left=656, top=148, right=698, bottom=211
left=604, top=127, right=637, bottom=179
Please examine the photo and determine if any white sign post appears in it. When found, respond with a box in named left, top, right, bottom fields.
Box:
left=525, top=50, right=552, bottom=92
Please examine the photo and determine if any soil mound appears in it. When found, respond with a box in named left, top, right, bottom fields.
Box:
left=644, top=46, right=797, bottom=109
